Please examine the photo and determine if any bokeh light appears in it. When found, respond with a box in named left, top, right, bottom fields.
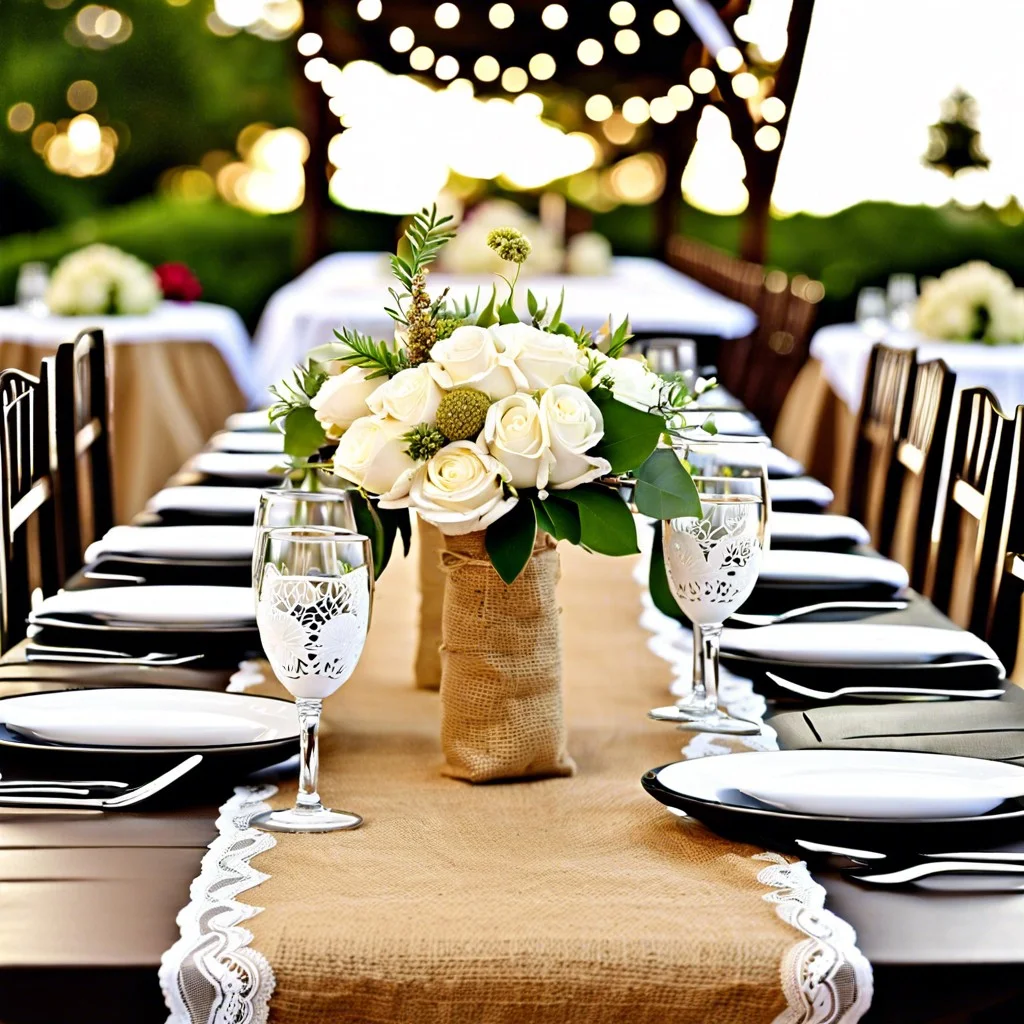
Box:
left=667, top=84, right=694, bottom=110
left=7, top=103, right=35, bottom=132
left=689, top=68, right=716, bottom=94
left=614, top=29, right=640, bottom=54
left=67, top=4, right=133, bottom=47
left=732, top=72, right=759, bottom=98
left=577, top=39, right=603, bottom=65
left=211, top=0, right=299, bottom=39
left=356, top=0, right=381, bottom=19
left=296, top=31, right=322, bottom=55
left=67, top=80, right=98, bottom=111
left=608, top=152, right=665, bottom=203
left=390, top=26, right=414, bottom=52
left=42, top=112, right=118, bottom=177
left=528, top=53, right=556, bottom=80
left=649, top=96, right=677, bottom=124
left=682, top=106, right=749, bottom=214
left=716, top=46, right=744, bottom=72
left=621, top=96, right=650, bottom=125
left=541, top=4, right=567, bottom=29
left=434, top=3, right=459, bottom=28
left=489, top=3, right=514, bottom=28
left=501, top=66, right=528, bottom=92
left=474, top=55, right=500, bottom=82
left=760, top=96, right=786, bottom=122
left=218, top=125, right=308, bottom=213
left=584, top=94, right=613, bottom=121
left=601, top=112, right=635, bottom=145
left=609, top=2, right=635, bottom=25
left=754, top=125, right=781, bottom=150
left=652, top=8, right=680, bottom=34
left=410, top=46, right=435, bottom=72
left=514, top=93, right=544, bottom=117
left=435, top=55, right=459, bottom=80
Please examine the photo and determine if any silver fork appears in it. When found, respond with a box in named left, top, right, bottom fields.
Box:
left=0, top=754, right=202, bottom=808
left=765, top=670, right=1005, bottom=701
left=728, top=600, right=909, bottom=627
left=852, top=861, right=1024, bottom=885
left=25, top=644, right=203, bottom=667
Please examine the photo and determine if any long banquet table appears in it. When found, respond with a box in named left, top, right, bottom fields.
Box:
left=2, top=415, right=1024, bottom=1023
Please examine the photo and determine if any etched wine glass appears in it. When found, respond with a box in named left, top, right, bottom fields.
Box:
left=659, top=438, right=770, bottom=735
left=252, top=526, right=373, bottom=833
left=252, top=488, right=358, bottom=592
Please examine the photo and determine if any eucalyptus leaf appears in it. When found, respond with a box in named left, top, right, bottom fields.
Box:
left=633, top=449, right=702, bottom=520
left=485, top=499, right=536, bottom=584
left=550, top=484, right=638, bottom=556
left=282, top=406, right=326, bottom=458
left=591, top=392, right=664, bottom=474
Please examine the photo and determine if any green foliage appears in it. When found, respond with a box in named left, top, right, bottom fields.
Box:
left=267, top=360, right=328, bottom=436
left=281, top=406, right=326, bottom=459
left=632, top=449, right=702, bottom=520
left=648, top=527, right=686, bottom=623
left=535, top=495, right=581, bottom=544
left=604, top=316, right=633, bottom=358
left=475, top=285, right=498, bottom=328
left=402, top=423, right=447, bottom=461
left=390, top=205, right=456, bottom=293
left=485, top=498, right=537, bottom=584
left=548, top=484, right=638, bottom=556
left=497, top=291, right=519, bottom=324
left=349, top=490, right=408, bottom=578
left=590, top=391, right=664, bottom=474
left=331, top=327, right=409, bottom=380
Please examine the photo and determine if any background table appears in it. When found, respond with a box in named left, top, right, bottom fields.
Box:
left=252, top=253, right=758, bottom=390
left=774, top=323, right=1024, bottom=513
left=0, top=303, right=256, bottom=520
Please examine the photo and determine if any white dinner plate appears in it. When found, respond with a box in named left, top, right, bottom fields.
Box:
left=185, top=451, right=285, bottom=480
left=759, top=549, right=909, bottom=589
left=720, top=622, right=1000, bottom=665
left=224, top=409, right=273, bottom=432
left=770, top=512, right=871, bottom=546
left=147, top=485, right=263, bottom=516
left=0, top=688, right=297, bottom=749
left=656, top=749, right=1024, bottom=820
left=768, top=477, right=835, bottom=507
left=86, top=525, right=256, bottom=562
left=31, top=585, right=256, bottom=629
left=208, top=431, right=285, bottom=454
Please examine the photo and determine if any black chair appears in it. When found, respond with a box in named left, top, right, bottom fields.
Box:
left=0, top=364, right=60, bottom=651
left=878, top=357, right=956, bottom=591
left=53, top=329, right=114, bottom=576
left=847, top=343, right=917, bottom=545
left=928, top=389, right=1015, bottom=635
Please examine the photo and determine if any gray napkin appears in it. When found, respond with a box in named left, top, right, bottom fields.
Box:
left=771, top=689, right=1024, bottom=765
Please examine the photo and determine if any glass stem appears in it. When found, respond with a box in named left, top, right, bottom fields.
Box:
left=689, top=620, right=704, bottom=702
left=296, top=697, right=324, bottom=812
left=698, top=623, right=723, bottom=716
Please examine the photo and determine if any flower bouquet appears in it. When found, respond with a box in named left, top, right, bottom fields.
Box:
left=913, top=261, right=1024, bottom=344
left=46, top=244, right=161, bottom=316
left=270, top=207, right=709, bottom=782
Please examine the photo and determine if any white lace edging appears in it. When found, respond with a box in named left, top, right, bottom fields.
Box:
left=160, top=784, right=278, bottom=1024
left=636, top=529, right=874, bottom=1024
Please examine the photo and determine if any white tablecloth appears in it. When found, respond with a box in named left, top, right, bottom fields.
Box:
left=0, top=302, right=258, bottom=400
left=811, top=322, right=1024, bottom=414
left=253, top=252, right=757, bottom=390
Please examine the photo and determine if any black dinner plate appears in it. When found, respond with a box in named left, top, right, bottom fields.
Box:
left=83, top=554, right=251, bottom=588
left=641, top=760, right=1024, bottom=852
left=736, top=579, right=904, bottom=615
left=0, top=687, right=298, bottom=789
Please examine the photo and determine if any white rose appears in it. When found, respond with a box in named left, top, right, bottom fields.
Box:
left=310, top=365, right=383, bottom=436
left=429, top=325, right=524, bottom=399
left=539, top=384, right=611, bottom=489
left=491, top=322, right=585, bottom=390
left=566, top=231, right=612, bottom=276
left=116, top=271, right=160, bottom=315
left=366, top=364, right=443, bottom=424
left=384, top=439, right=516, bottom=535
left=483, top=394, right=553, bottom=489
left=600, top=356, right=663, bottom=412
left=331, top=415, right=417, bottom=499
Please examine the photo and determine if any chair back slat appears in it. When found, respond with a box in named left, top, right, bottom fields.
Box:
left=0, top=365, right=59, bottom=650
left=877, top=358, right=956, bottom=589
left=928, top=388, right=1014, bottom=627
left=847, top=343, right=917, bottom=542
left=53, top=329, right=114, bottom=575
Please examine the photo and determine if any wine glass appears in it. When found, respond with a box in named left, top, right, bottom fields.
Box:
left=252, top=526, right=373, bottom=834
left=252, top=488, right=358, bottom=592
left=886, top=273, right=917, bottom=332
left=16, top=262, right=49, bottom=317
left=660, top=437, right=770, bottom=735
left=855, top=286, right=888, bottom=341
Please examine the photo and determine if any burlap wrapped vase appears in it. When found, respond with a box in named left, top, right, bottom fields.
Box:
left=414, top=516, right=445, bottom=690
left=439, top=530, right=576, bottom=783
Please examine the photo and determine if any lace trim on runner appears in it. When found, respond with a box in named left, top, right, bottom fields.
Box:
left=636, top=546, right=874, bottom=1024
left=160, top=784, right=278, bottom=1024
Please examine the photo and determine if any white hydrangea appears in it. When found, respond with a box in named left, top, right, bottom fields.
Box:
left=46, top=244, right=160, bottom=316
left=913, top=261, right=1024, bottom=344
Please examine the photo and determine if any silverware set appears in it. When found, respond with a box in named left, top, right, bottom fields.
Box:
left=727, top=600, right=909, bottom=627
left=24, top=643, right=204, bottom=667
left=795, top=838, right=1024, bottom=886
left=765, top=670, right=1006, bottom=701
left=0, top=755, right=202, bottom=808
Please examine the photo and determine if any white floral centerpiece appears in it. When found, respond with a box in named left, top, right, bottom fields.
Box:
left=46, top=243, right=161, bottom=316
left=913, top=260, right=1024, bottom=345
left=269, top=207, right=708, bottom=782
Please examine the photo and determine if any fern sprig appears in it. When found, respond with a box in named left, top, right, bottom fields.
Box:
left=268, top=361, right=328, bottom=422
left=389, top=205, right=456, bottom=292
left=331, top=326, right=409, bottom=380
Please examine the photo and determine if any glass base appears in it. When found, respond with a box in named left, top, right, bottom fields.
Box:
left=674, top=707, right=762, bottom=736
left=251, top=806, right=363, bottom=834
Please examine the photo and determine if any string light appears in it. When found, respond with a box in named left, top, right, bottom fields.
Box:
left=760, top=96, right=786, bottom=122
left=649, top=96, right=676, bottom=124
left=577, top=38, right=603, bottom=65
left=602, top=112, right=635, bottom=145
left=501, top=66, right=528, bottom=92
left=667, top=84, right=694, bottom=110
left=609, top=1, right=635, bottom=25
left=689, top=67, right=716, bottom=94
left=755, top=125, right=781, bottom=150
left=435, top=55, right=459, bottom=80
left=716, top=46, right=743, bottom=72
left=541, top=4, right=567, bottom=29
left=474, top=55, right=500, bottom=82
left=356, top=0, right=381, bottom=19
left=434, top=3, right=459, bottom=28
left=67, top=80, right=98, bottom=111
left=584, top=94, right=613, bottom=121
left=389, top=26, right=414, bottom=52
left=514, top=92, right=544, bottom=116
left=732, top=72, right=759, bottom=98
left=7, top=103, right=34, bottom=132
left=296, top=31, right=321, bottom=55
left=652, top=9, right=680, bottom=34
left=528, top=53, right=556, bottom=80
left=621, top=96, right=650, bottom=125
left=410, top=46, right=435, bottom=71
left=489, top=3, right=514, bottom=28
left=304, top=57, right=328, bottom=82
left=614, top=29, right=639, bottom=54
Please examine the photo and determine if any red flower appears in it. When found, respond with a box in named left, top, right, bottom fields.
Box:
left=155, top=262, right=202, bottom=303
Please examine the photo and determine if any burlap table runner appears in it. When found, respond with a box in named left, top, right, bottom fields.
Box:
left=239, top=540, right=810, bottom=1024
